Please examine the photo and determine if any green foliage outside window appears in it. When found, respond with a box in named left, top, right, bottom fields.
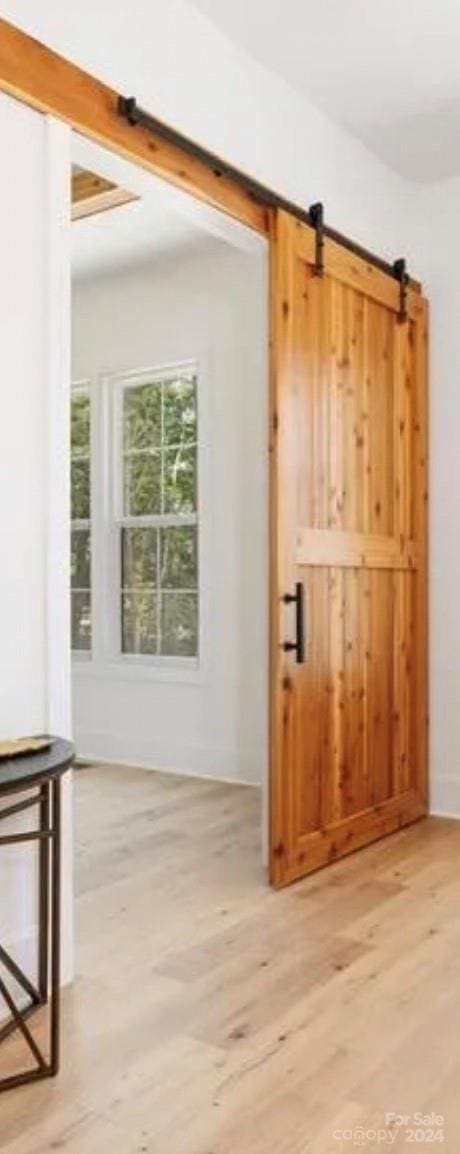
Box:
left=121, top=373, right=199, bottom=658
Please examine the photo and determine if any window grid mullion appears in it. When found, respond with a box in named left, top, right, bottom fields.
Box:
left=123, top=441, right=196, bottom=458
left=160, top=378, right=165, bottom=517
left=157, top=526, right=161, bottom=657
left=121, top=587, right=196, bottom=592
left=117, top=514, right=197, bottom=530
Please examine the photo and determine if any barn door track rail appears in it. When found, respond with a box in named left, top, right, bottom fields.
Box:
left=118, top=95, right=412, bottom=318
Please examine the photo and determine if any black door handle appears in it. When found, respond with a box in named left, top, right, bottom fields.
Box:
left=282, top=581, right=305, bottom=663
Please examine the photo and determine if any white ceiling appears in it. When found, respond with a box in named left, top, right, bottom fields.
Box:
left=191, top=0, right=460, bottom=182
left=72, top=196, right=213, bottom=280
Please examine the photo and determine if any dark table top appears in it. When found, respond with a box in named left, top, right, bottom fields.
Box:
left=0, top=737, right=75, bottom=797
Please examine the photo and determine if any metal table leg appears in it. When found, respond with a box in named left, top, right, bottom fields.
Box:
left=0, top=775, right=62, bottom=1091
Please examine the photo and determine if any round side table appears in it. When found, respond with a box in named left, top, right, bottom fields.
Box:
left=0, top=737, right=74, bottom=1092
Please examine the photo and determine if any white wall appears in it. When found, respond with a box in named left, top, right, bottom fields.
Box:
left=72, top=243, right=268, bottom=784
left=0, top=97, right=72, bottom=980
left=0, top=97, right=47, bottom=740
left=0, top=92, right=47, bottom=982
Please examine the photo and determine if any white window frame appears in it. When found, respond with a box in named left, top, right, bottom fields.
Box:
left=72, top=358, right=209, bottom=685
left=70, top=379, right=92, bottom=659
left=111, top=360, right=201, bottom=671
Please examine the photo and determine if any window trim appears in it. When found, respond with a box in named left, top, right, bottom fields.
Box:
left=111, top=360, right=201, bottom=668
left=71, top=379, right=92, bottom=659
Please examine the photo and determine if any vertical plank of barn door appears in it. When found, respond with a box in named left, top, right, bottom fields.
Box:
left=269, top=211, right=298, bottom=881
left=367, top=568, right=393, bottom=804
left=392, top=314, right=414, bottom=794
left=394, top=315, right=413, bottom=548
left=311, top=261, right=333, bottom=833
left=326, top=278, right=346, bottom=824
left=343, top=567, right=360, bottom=815
left=342, top=289, right=369, bottom=816
left=294, top=259, right=323, bottom=839
left=367, top=303, right=394, bottom=804
left=366, top=301, right=393, bottom=549
left=360, top=296, right=373, bottom=810
left=312, top=272, right=336, bottom=834
left=342, top=286, right=360, bottom=817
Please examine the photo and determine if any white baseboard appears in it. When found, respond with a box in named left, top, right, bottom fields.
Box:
left=74, top=728, right=265, bottom=788
left=76, top=733, right=460, bottom=822
left=430, top=776, right=460, bottom=819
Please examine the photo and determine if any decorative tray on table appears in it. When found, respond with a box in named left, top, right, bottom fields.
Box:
left=0, top=736, right=53, bottom=760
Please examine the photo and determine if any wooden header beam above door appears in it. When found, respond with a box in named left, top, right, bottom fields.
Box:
left=0, top=17, right=269, bottom=235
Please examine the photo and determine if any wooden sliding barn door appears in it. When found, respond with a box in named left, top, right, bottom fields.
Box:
left=270, top=210, right=428, bottom=887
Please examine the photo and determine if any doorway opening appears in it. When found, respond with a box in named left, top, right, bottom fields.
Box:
left=69, top=134, right=270, bottom=890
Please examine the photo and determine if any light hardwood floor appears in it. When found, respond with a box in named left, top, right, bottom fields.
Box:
left=1, top=765, right=460, bottom=1152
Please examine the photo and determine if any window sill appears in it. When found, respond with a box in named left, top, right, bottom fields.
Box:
left=71, top=655, right=206, bottom=686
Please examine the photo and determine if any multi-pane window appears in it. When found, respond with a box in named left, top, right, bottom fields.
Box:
left=119, top=369, right=199, bottom=658
left=70, top=388, right=92, bottom=651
